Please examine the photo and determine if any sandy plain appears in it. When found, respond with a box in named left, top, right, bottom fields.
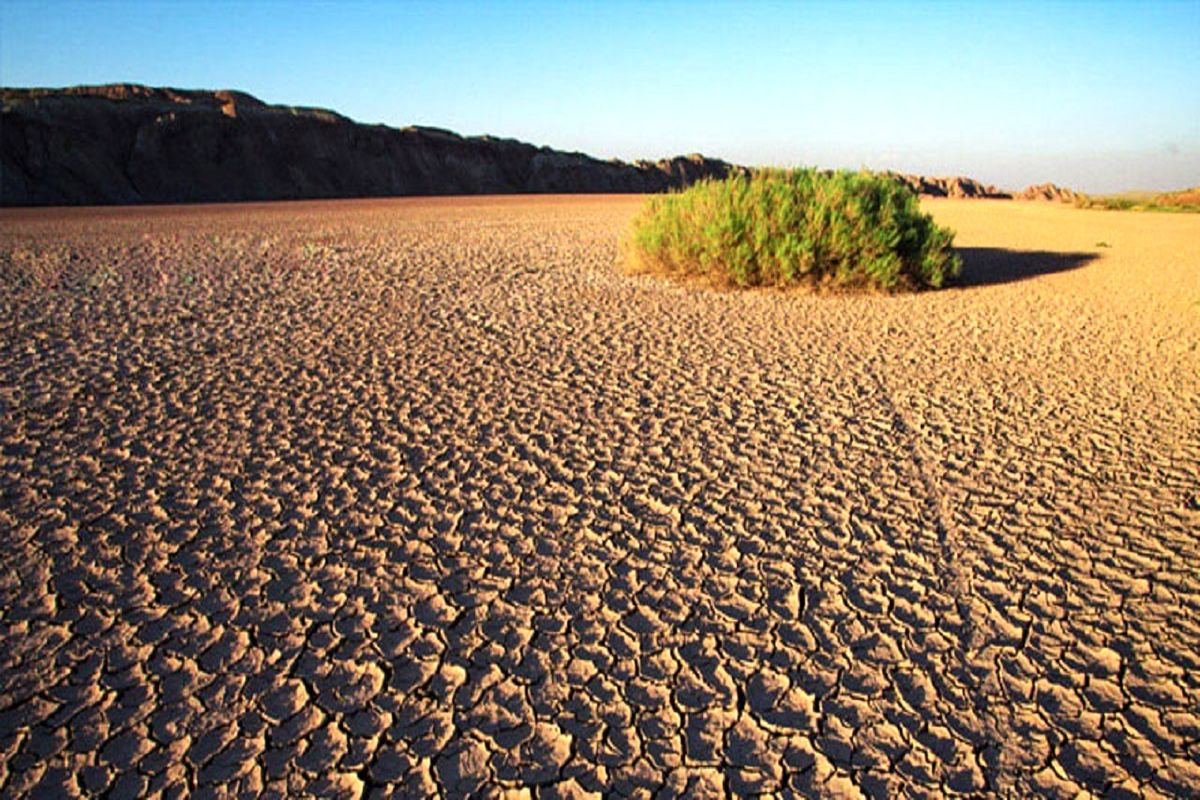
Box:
left=0, top=196, right=1197, bottom=798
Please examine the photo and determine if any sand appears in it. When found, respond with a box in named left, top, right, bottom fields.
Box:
left=0, top=196, right=1197, bottom=797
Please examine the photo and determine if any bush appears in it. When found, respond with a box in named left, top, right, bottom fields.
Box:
left=1074, top=195, right=1136, bottom=211
left=1074, top=190, right=1200, bottom=213
left=625, top=168, right=962, bottom=290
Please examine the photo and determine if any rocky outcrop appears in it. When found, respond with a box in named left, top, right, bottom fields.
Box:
left=1016, top=183, right=1080, bottom=203
left=1, top=85, right=736, bottom=206
left=884, top=171, right=1012, bottom=199
left=2, top=84, right=1085, bottom=207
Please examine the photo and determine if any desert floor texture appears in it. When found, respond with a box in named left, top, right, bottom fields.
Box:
left=1, top=196, right=1198, bottom=799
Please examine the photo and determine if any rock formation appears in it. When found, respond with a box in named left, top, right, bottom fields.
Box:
left=883, top=171, right=1012, bottom=199
left=2, top=84, right=1086, bottom=207
left=1016, top=182, right=1081, bottom=203
left=1, top=85, right=735, bottom=206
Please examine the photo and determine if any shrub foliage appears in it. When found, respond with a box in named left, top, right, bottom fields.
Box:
left=1074, top=188, right=1200, bottom=213
left=626, top=168, right=962, bottom=290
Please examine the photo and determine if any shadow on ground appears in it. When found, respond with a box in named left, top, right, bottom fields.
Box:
left=953, top=247, right=1099, bottom=288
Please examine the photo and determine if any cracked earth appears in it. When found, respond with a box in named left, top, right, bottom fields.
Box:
left=1, top=196, right=1198, bottom=798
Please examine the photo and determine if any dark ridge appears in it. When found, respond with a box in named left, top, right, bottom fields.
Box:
left=1, top=84, right=1083, bottom=208
left=883, top=171, right=1012, bottom=199
left=1, top=84, right=735, bottom=206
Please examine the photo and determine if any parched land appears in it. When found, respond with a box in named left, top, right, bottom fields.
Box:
left=0, top=196, right=1197, bottom=798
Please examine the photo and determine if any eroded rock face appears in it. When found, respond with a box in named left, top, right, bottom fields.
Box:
left=0, top=85, right=736, bottom=206
left=884, top=172, right=1013, bottom=199
left=4, top=84, right=1085, bottom=208
left=1015, top=182, right=1081, bottom=202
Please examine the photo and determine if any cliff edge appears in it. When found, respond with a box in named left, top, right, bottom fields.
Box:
left=1, top=84, right=735, bottom=206
left=1, top=85, right=1079, bottom=207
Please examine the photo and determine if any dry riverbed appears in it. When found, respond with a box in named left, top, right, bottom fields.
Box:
left=1, top=196, right=1198, bottom=797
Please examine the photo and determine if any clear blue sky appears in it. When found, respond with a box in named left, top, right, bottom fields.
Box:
left=2, top=0, right=1198, bottom=192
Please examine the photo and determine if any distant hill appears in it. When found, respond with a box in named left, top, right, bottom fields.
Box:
left=0, top=84, right=1086, bottom=207
left=1014, top=182, right=1081, bottom=203
left=884, top=171, right=1011, bottom=199
left=1, top=84, right=736, bottom=206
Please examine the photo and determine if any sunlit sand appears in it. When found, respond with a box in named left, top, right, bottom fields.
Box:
left=1, top=196, right=1197, bottom=796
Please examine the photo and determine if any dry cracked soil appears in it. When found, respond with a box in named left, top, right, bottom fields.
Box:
left=0, top=196, right=1198, bottom=798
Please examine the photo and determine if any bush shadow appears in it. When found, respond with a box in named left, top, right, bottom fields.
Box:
left=951, top=247, right=1098, bottom=288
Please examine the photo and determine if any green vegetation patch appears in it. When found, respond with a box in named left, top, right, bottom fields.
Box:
left=1075, top=188, right=1200, bottom=213
left=625, top=168, right=961, bottom=291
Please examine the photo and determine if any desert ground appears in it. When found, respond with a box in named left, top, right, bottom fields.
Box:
left=1, top=195, right=1197, bottom=798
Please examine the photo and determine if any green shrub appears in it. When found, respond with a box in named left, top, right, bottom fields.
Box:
left=1074, top=192, right=1200, bottom=213
left=625, top=168, right=962, bottom=291
left=1075, top=195, right=1137, bottom=211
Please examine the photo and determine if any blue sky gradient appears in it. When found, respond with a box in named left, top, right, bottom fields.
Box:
left=2, top=0, right=1197, bottom=192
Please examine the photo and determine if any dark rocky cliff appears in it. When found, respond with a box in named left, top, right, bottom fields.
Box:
left=883, top=171, right=1011, bottom=199
left=1015, top=182, right=1080, bottom=203
left=1, top=84, right=736, bottom=206
left=1, top=84, right=1073, bottom=207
